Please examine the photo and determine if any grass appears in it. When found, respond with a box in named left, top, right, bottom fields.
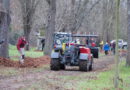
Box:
left=9, top=45, right=43, bottom=60
left=76, top=61, right=130, bottom=90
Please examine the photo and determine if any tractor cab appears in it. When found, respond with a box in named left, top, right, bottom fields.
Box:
left=53, top=32, right=72, bottom=49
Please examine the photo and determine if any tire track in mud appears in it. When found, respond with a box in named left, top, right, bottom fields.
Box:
left=0, top=55, right=115, bottom=90
left=93, top=55, right=115, bottom=72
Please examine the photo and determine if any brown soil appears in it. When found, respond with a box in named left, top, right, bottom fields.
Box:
left=0, top=56, right=50, bottom=68
left=0, top=55, right=116, bottom=90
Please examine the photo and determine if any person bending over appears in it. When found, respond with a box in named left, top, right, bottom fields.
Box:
left=17, top=36, right=27, bottom=64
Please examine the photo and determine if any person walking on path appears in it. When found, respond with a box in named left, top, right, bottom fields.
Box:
left=16, top=36, right=27, bottom=64
left=111, top=42, right=116, bottom=55
left=103, top=42, right=110, bottom=55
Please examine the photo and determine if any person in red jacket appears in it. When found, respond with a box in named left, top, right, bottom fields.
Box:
left=91, top=42, right=96, bottom=47
left=17, top=36, right=27, bottom=64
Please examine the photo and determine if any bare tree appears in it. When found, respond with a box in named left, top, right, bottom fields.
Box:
left=102, top=0, right=115, bottom=42
left=62, top=0, right=89, bottom=32
left=44, top=0, right=56, bottom=55
left=69, top=0, right=89, bottom=32
left=126, top=0, right=130, bottom=66
left=19, top=0, right=40, bottom=50
left=57, top=0, right=102, bottom=33
left=0, top=0, right=11, bottom=58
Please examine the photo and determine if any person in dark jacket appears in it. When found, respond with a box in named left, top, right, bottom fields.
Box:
left=41, top=39, right=45, bottom=51
left=16, top=36, right=27, bottom=64
left=112, top=42, right=116, bottom=55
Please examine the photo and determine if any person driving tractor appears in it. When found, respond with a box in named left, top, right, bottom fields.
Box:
left=17, top=36, right=27, bottom=64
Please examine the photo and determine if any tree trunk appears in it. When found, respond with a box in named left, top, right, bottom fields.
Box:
left=102, top=0, right=107, bottom=42
left=114, top=0, right=120, bottom=88
left=44, top=0, right=56, bottom=55
left=126, top=0, right=130, bottom=66
left=24, top=25, right=31, bottom=51
left=0, top=0, right=10, bottom=58
left=23, top=6, right=31, bottom=51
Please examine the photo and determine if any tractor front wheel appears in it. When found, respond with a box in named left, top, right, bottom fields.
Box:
left=79, top=60, right=88, bottom=71
left=50, top=59, right=60, bottom=71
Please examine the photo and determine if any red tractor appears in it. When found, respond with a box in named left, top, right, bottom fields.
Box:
left=50, top=32, right=99, bottom=71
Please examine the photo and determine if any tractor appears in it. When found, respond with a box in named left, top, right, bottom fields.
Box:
left=50, top=32, right=99, bottom=71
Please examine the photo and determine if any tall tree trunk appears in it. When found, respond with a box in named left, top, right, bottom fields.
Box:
left=23, top=1, right=32, bottom=51
left=0, top=0, right=10, bottom=58
left=102, top=0, right=107, bottom=42
left=126, top=0, right=130, bottom=66
left=114, top=0, right=120, bottom=88
left=44, top=0, right=56, bottom=55
left=24, top=25, right=31, bottom=51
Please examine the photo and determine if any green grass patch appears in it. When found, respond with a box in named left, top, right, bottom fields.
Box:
left=76, top=61, right=130, bottom=90
left=77, top=71, right=114, bottom=90
left=9, top=45, right=44, bottom=60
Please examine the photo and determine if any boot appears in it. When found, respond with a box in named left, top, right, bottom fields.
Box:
left=19, top=59, right=24, bottom=65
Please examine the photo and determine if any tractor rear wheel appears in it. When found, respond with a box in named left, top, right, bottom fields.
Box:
left=50, top=59, right=60, bottom=71
left=79, top=60, right=88, bottom=71
left=60, top=64, right=65, bottom=70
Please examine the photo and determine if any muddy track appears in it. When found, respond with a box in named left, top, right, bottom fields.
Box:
left=0, top=55, right=115, bottom=90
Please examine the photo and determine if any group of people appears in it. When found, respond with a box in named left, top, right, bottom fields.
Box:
left=1, top=35, right=118, bottom=64
left=100, top=41, right=116, bottom=55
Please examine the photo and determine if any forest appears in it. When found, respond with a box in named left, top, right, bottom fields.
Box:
left=0, top=0, right=130, bottom=90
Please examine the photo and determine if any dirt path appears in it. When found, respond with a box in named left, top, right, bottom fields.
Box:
left=0, top=55, right=115, bottom=90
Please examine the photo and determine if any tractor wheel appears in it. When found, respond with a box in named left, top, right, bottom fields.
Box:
left=88, top=58, right=93, bottom=71
left=60, top=64, right=65, bottom=70
left=79, top=60, right=88, bottom=71
left=50, top=59, right=60, bottom=71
